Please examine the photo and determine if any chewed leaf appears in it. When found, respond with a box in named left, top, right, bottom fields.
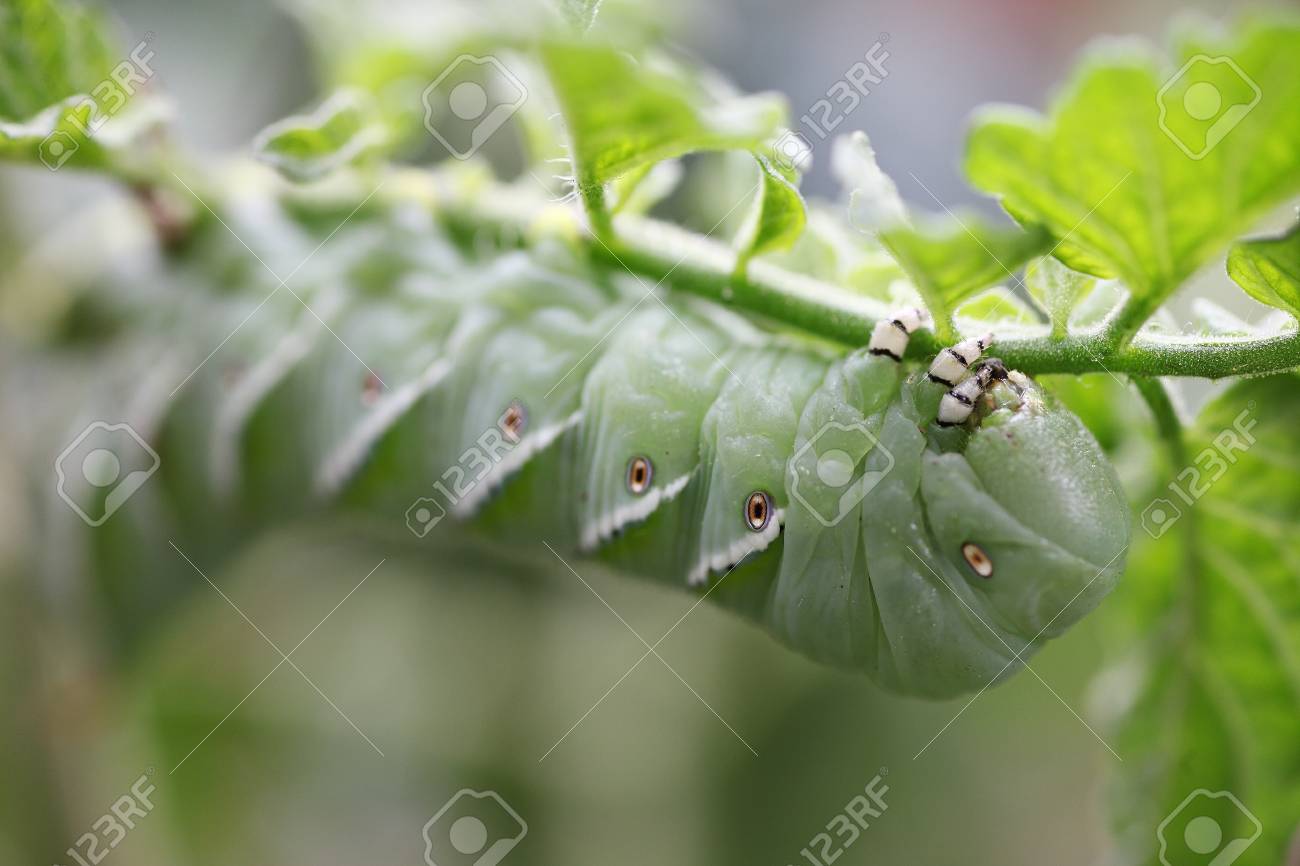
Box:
left=733, top=152, right=807, bottom=273
left=966, top=19, right=1300, bottom=330
left=1227, top=221, right=1300, bottom=321
left=879, top=215, right=1051, bottom=339
left=541, top=41, right=785, bottom=223
left=1025, top=256, right=1097, bottom=339
left=254, top=89, right=389, bottom=182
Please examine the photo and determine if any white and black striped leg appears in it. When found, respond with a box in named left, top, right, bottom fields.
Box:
left=927, top=331, right=994, bottom=387
left=936, top=360, right=1008, bottom=427
left=868, top=307, right=929, bottom=362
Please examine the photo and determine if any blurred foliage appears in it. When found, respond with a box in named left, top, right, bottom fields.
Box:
left=3, top=1, right=1300, bottom=865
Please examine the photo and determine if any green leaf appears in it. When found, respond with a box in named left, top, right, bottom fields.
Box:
left=609, top=159, right=682, bottom=215
left=954, top=287, right=1040, bottom=327
left=1105, top=374, right=1300, bottom=865
left=733, top=152, right=806, bottom=273
left=966, top=19, right=1300, bottom=335
left=0, top=0, right=166, bottom=173
left=1227, top=221, right=1300, bottom=321
left=1025, top=256, right=1097, bottom=339
left=253, top=89, right=389, bottom=182
left=540, top=41, right=785, bottom=230
left=879, top=216, right=1052, bottom=339
left=832, top=131, right=1051, bottom=339
left=557, top=0, right=603, bottom=32
left=0, top=0, right=119, bottom=120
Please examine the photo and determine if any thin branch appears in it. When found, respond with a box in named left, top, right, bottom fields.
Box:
left=432, top=178, right=1300, bottom=381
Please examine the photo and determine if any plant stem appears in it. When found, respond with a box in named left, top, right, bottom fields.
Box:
left=432, top=176, right=1300, bottom=381
left=1131, top=377, right=1203, bottom=634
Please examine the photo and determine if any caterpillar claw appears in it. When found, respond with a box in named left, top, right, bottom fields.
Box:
left=927, top=331, right=994, bottom=386
left=868, top=306, right=929, bottom=362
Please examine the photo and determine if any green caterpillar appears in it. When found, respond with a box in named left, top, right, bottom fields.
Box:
left=30, top=202, right=1129, bottom=700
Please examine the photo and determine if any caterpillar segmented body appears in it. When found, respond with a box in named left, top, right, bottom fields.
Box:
left=21, top=215, right=1130, bottom=699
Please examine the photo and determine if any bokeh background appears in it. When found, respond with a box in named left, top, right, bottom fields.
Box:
left=1, top=0, right=1294, bottom=864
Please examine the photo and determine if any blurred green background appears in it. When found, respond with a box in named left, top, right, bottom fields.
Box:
left=1, top=0, right=1293, bottom=864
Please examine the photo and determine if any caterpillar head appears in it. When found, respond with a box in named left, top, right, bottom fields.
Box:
left=922, top=373, right=1129, bottom=647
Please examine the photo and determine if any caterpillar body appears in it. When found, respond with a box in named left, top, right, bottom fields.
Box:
left=22, top=216, right=1129, bottom=699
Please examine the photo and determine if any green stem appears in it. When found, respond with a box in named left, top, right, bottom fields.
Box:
left=1106, top=291, right=1165, bottom=350
left=432, top=176, right=1300, bottom=381
left=578, top=174, right=614, bottom=240
left=1131, top=377, right=1186, bottom=465
left=1131, top=377, right=1203, bottom=636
